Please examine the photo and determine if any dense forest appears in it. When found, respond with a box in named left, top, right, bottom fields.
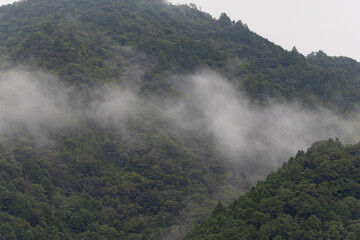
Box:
left=0, top=0, right=359, bottom=109
left=0, top=0, right=359, bottom=239
left=186, top=139, right=360, bottom=240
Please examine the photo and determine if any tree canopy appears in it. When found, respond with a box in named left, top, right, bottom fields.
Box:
left=186, top=139, right=360, bottom=240
left=0, top=0, right=359, bottom=239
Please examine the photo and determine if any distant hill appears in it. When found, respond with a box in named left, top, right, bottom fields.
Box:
left=186, top=139, right=360, bottom=240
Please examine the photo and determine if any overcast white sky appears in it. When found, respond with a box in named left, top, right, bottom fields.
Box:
left=1, top=0, right=359, bottom=62
left=0, top=0, right=16, bottom=6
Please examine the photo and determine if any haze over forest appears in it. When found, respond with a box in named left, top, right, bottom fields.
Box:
left=0, top=0, right=359, bottom=239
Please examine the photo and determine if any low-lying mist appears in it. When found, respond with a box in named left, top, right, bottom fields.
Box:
left=0, top=68, right=74, bottom=134
left=1, top=67, right=359, bottom=177
left=169, top=70, right=360, bottom=182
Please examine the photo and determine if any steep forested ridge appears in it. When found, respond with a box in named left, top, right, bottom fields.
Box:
left=186, top=139, right=360, bottom=240
left=0, top=0, right=359, bottom=108
left=0, top=0, right=359, bottom=239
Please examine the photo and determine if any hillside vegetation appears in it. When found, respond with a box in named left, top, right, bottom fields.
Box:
left=186, top=139, right=360, bottom=240
left=0, top=0, right=359, bottom=239
left=0, top=0, right=359, bottom=109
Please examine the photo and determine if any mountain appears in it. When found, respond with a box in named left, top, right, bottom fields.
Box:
left=0, top=0, right=359, bottom=239
left=0, top=0, right=359, bottom=109
left=185, top=139, right=360, bottom=240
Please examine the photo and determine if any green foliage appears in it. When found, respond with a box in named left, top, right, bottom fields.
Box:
left=0, top=119, right=245, bottom=239
left=0, top=0, right=359, bottom=109
left=186, top=139, right=360, bottom=239
left=0, top=0, right=359, bottom=239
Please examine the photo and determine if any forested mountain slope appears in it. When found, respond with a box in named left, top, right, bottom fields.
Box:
left=186, top=139, right=360, bottom=240
left=0, top=0, right=359, bottom=109
left=0, top=0, right=359, bottom=239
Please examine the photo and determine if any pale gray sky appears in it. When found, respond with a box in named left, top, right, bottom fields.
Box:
left=1, top=0, right=359, bottom=62
left=168, top=0, right=360, bottom=62
left=0, top=0, right=16, bottom=6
